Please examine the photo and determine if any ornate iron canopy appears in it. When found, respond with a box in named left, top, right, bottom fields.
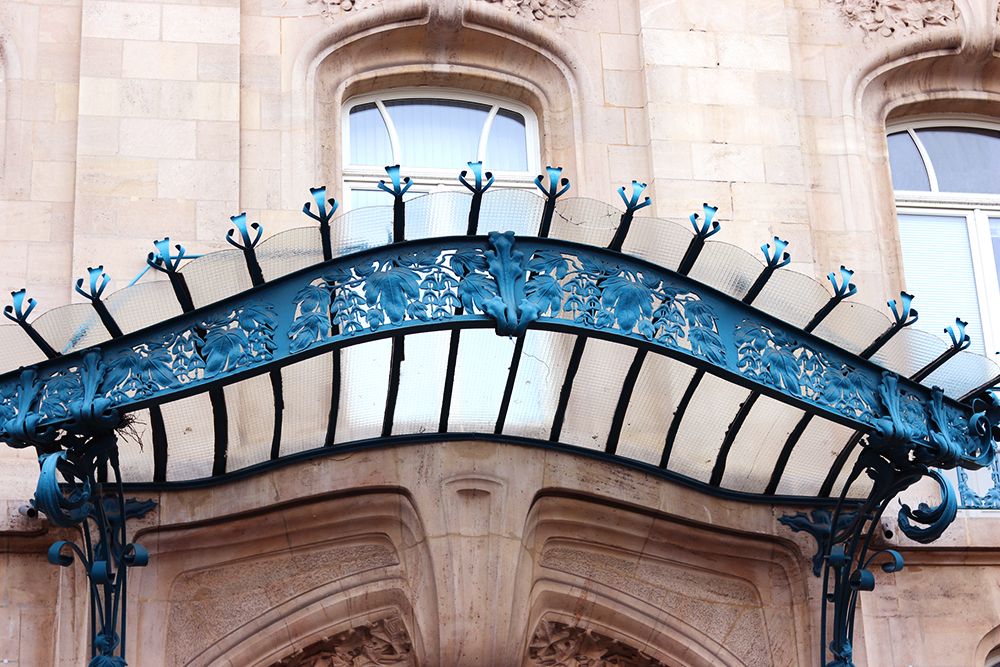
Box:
left=3, top=163, right=998, bottom=666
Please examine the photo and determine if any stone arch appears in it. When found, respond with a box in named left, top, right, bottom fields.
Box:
left=840, top=2, right=1000, bottom=295
left=284, top=0, right=587, bottom=207
left=976, top=623, right=1000, bottom=667
left=504, top=493, right=812, bottom=666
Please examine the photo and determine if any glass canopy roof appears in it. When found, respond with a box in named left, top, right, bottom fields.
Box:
left=2, top=185, right=997, bottom=503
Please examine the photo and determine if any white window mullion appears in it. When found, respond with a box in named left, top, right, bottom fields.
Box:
left=972, top=208, right=1000, bottom=354
left=375, top=99, right=401, bottom=166
left=908, top=128, right=940, bottom=192
left=477, top=105, right=499, bottom=163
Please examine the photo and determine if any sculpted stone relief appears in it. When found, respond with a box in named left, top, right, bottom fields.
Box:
left=526, top=621, right=668, bottom=667
left=829, top=0, right=958, bottom=37
left=271, top=616, right=415, bottom=666
left=268, top=0, right=586, bottom=22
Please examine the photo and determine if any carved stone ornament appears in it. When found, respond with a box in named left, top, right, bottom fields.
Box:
left=270, top=0, right=586, bottom=22
left=271, top=616, right=414, bottom=666
left=526, top=620, right=667, bottom=667
left=829, top=0, right=959, bottom=37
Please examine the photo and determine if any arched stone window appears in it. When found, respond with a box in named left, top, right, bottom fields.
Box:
left=342, top=88, right=541, bottom=209
left=887, top=119, right=1000, bottom=355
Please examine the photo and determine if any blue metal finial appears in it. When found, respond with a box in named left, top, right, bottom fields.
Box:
left=690, top=203, right=721, bottom=240
left=888, top=291, right=918, bottom=327
left=226, top=213, right=262, bottom=251
left=534, top=166, right=570, bottom=237
left=378, top=165, right=411, bottom=242
left=303, top=186, right=338, bottom=261
left=460, top=161, right=494, bottom=236
left=945, top=318, right=970, bottom=350
left=534, top=165, right=570, bottom=200
left=302, top=186, right=338, bottom=223
left=760, top=237, right=791, bottom=269
left=460, top=161, right=495, bottom=195
left=617, top=180, right=651, bottom=213
left=4, top=289, right=58, bottom=358
left=146, top=238, right=187, bottom=274
left=828, top=266, right=857, bottom=300
left=4, top=288, right=36, bottom=324
left=608, top=181, right=652, bottom=251
left=377, top=164, right=413, bottom=198
left=74, top=267, right=110, bottom=302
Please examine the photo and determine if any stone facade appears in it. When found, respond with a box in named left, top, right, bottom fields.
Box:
left=1, top=0, right=1000, bottom=665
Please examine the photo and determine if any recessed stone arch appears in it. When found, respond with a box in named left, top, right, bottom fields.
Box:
left=284, top=0, right=586, bottom=207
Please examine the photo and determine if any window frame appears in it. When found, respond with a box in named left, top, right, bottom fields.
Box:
left=889, top=117, right=1000, bottom=355
left=341, top=87, right=542, bottom=210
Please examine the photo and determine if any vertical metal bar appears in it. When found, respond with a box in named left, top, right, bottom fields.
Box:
left=495, top=335, right=526, bottom=434
left=534, top=166, right=570, bottom=238
left=605, top=348, right=646, bottom=455
left=549, top=337, right=588, bottom=442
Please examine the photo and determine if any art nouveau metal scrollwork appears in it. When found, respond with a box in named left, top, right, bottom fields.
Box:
left=790, top=376, right=1000, bottom=667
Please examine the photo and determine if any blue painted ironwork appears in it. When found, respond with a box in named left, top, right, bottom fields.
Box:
left=76, top=267, right=124, bottom=339
left=459, top=161, right=494, bottom=235
left=146, top=238, right=195, bottom=312
left=534, top=165, right=570, bottom=238
left=227, top=213, right=265, bottom=287
left=676, top=203, right=720, bottom=275
left=958, top=459, right=1000, bottom=508
left=28, top=349, right=153, bottom=666
left=778, top=509, right=858, bottom=576
left=912, top=317, right=970, bottom=382
left=793, top=380, right=999, bottom=667
left=302, top=186, right=338, bottom=262
left=608, top=180, right=651, bottom=251
left=4, top=289, right=59, bottom=358
left=0, top=233, right=992, bottom=469
left=378, top=165, right=412, bottom=242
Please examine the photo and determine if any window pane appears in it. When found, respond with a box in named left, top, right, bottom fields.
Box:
left=348, top=103, right=393, bottom=166
left=887, top=131, right=930, bottom=191
left=486, top=108, right=529, bottom=172
left=915, top=127, right=1000, bottom=194
left=898, top=213, right=985, bottom=354
left=384, top=99, right=490, bottom=170
left=990, top=217, right=1000, bottom=287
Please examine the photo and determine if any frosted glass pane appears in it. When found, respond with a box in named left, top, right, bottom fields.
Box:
left=991, top=217, right=1000, bottom=288
left=916, top=127, right=1000, bottom=194
left=898, top=213, right=985, bottom=354
left=348, top=102, right=393, bottom=166
left=485, top=108, right=528, bottom=171
left=385, top=99, right=489, bottom=169
left=887, top=131, right=930, bottom=191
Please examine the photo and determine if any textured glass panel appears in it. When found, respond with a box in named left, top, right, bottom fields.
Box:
left=31, top=303, right=111, bottom=355
left=924, top=350, right=1000, bottom=398
left=336, top=339, right=391, bottom=443
left=478, top=189, right=545, bottom=235
left=991, top=217, right=1000, bottom=288
left=550, top=198, right=620, bottom=246
left=776, top=416, right=855, bottom=496
left=225, top=375, right=276, bottom=471
left=887, top=131, right=930, bottom=191
left=870, top=327, right=948, bottom=379
left=392, top=331, right=450, bottom=436
left=830, top=442, right=874, bottom=498
left=721, top=397, right=805, bottom=493
left=617, top=355, right=695, bottom=466
left=0, top=324, right=46, bottom=373
left=256, top=227, right=324, bottom=280
left=405, top=191, right=473, bottom=239
left=668, top=373, right=750, bottom=483
left=327, top=206, right=394, bottom=254
left=348, top=102, right=393, bottom=166
left=385, top=99, right=490, bottom=170
left=502, top=330, right=576, bottom=441
left=485, top=108, right=529, bottom=172
left=812, top=302, right=891, bottom=355
left=560, top=338, right=635, bottom=450
left=753, top=270, right=833, bottom=329
left=105, top=281, right=184, bottom=334
left=898, top=213, right=984, bottom=354
left=162, top=393, right=217, bottom=481
left=449, top=329, right=515, bottom=432
left=117, top=408, right=155, bottom=482
left=280, top=355, right=333, bottom=456
left=179, top=248, right=253, bottom=308
left=687, top=241, right=763, bottom=300
left=916, top=127, right=1000, bottom=194
left=620, top=217, right=694, bottom=271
